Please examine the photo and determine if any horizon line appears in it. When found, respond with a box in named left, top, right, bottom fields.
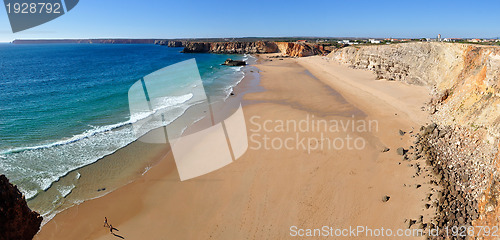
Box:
left=8, top=36, right=500, bottom=41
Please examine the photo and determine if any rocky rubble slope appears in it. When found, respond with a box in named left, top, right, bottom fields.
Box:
left=330, top=42, right=500, bottom=237
left=0, top=175, right=42, bottom=240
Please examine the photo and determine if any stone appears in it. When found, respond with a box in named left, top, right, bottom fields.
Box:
left=397, top=147, right=406, bottom=155
left=408, top=219, right=416, bottom=228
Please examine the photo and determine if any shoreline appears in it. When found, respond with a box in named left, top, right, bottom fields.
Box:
left=34, top=56, right=261, bottom=239
left=28, top=55, right=258, bottom=226
left=35, top=54, right=434, bottom=239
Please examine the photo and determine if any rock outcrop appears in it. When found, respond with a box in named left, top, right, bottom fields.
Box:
left=154, top=40, right=186, bottom=47
left=222, top=58, right=246, bottom=66
left=167, top=41, right=186, bottom=48
left=330, top=42, right=500, bottom=234
left=0, top=175, right=42, bottom=240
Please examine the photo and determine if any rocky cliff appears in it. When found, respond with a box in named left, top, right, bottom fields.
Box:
left=180, top=41, right=328, bottom=56
left=275, top=42, right=327, bottom=57
left=181, top=41, right=279, bottom=54
left=330, top=42, right=500, bottom=235
left=0, top=175, right=42, bottom=240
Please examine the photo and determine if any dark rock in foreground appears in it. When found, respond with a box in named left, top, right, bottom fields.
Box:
left=222, top=58, right=246, bottom=66
left=0, top=175, right=42, bottom=240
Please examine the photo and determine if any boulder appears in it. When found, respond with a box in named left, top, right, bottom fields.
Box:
left=222, top=58, right=246, bottom=66
left=397, top=147, right=406, bottom=155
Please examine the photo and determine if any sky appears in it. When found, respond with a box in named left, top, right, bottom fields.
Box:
left=0, top=0, right=499, bottom=42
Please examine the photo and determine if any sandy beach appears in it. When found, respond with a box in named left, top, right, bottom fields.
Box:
left=35, top=55, right=434, bottom=239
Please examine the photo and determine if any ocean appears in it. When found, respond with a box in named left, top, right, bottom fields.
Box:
left=0, top=43, right=250, bottom=221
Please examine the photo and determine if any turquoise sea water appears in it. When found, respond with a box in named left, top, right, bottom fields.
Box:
left=0, top=43, right=248, bottom=200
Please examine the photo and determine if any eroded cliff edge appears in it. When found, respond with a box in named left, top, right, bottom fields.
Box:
left=330, top=42, right=500, bottom=238
left=180, top=41, right=328, bottom=57
left=0, top=175, right=43, bottom=240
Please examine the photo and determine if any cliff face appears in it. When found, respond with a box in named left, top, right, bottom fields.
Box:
left=330, top=42, right=466, bottom=85
left=275, top=42, right=326, bottom=57
left=167, top=41, right=186, bottom=47
left=0, top=175, right=42, bottom=240
left=330, top=42, right=500, bottom=232
left=181, top=41, right=279, bottom=54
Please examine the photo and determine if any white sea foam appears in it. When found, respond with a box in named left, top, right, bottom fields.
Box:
left=57, top=184, right=75, bottom=198
left=0, top=93, right=194, bottom=156
left=0, top=93, right=196, bottom=200
left=2, top=56, right=251, bottom=220
left=142, top=166, right=152, bottom=176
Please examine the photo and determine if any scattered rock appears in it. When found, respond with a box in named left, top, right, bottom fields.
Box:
left=408, top=219, right=416, bottom=228
left=399, top=130, right=406, bottom=136
left=381, top=147, right=390, bottom=152
left=382, top=195, right=390, bottom=202
left=411, top=123, right=489, bottom=237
